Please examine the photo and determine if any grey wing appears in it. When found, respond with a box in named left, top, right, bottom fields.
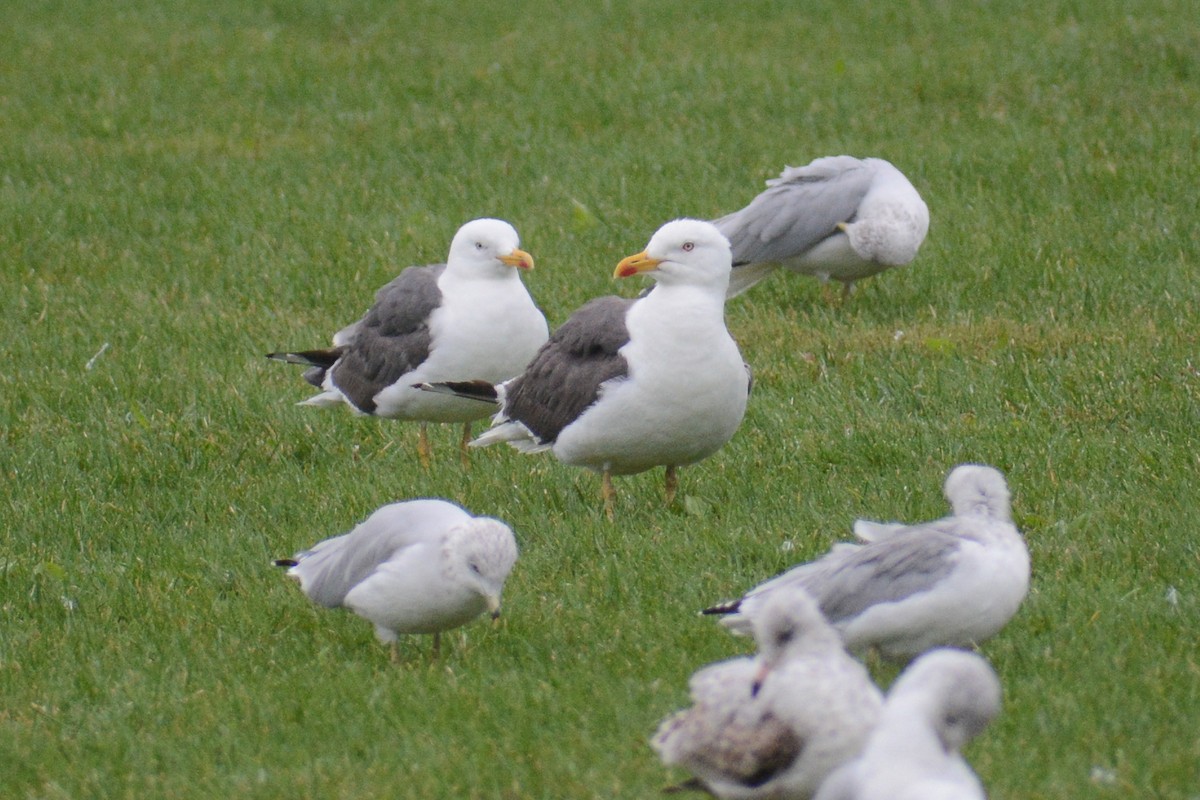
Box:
left=501, top=295, right=633, bottom=444
left=715, top=158, right=876, bottom=266
left=329, top=264, right=446, bottom=413
left=288, top=499, right=470, bottom=607
left=803, top=530, right=962, bottom=623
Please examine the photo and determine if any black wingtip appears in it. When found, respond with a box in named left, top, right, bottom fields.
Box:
left=273, top=558, right=298, bottom=568
left=699, top=600, right=739, bottom=616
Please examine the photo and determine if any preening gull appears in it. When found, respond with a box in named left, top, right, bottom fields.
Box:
left=813, top=649, right=1000, bottom=800
left=273, top=498, right=518, bottom=658
left=714, top=157, right=929, bottom=298
left=421, top=219, right=751, bottom=518
left=704, top=464, right=1029, bottom=660
left=267, top=218, right=549, bottom=465
left=653, top=587, right=882, bottom=799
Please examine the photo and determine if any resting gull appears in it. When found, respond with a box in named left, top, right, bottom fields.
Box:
left=421, top=219, right=751, bottom=518
left=273, top=498, right=518, bottom=659
left=267, top=218, right=548, bottom=465
left=813, top=648, right=1000, bottom=800
left=714, top=157, right=929, bottom=297
left=704, top=464, right=1029, bottom=659
left=653, top=586, right=882, bottom=799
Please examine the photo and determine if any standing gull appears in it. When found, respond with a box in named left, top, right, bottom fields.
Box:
left=273, top=499, right=518, bottom=659
left=814, top=649, right=1001, bottom=800
left=422, top=219, right=751, bottom=518
left=653, top=587, right=882, bottom=799
left=268, top=218, right=549, bottom=465
left=714, top=156, right=929, bottom=298
left=704, top=465, right=1029, bottom=660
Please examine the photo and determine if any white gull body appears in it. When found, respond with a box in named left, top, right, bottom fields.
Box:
left=275, top=499, right=518, bottom=653
left=707, top=465, right=1029, bottom=659
left=715, top=157, right=929, bottom=297
left=814, top=649, right=1000, bottom=800
left=654, top=587, right=882, bottom=799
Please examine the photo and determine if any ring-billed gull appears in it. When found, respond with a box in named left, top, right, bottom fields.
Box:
left=273, top=499, right=518, bottom=658
left=653, top=587, right=882, bottom=799
left=420, top=220, right=751, bottom=519
left=714, top=157, right=929, bottom=298
left=704, top=465, right=1029, bottom=659
left=813, top=649, right=1000, bottom=800
left=267, top=218, right=548, bottom=465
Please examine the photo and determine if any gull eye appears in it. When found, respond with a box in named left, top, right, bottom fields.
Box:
left=475, top=241, right=486, bottom=251
left=469, top=562, right=483, bottom=575
left=682, top=241, right=695, bottom=252
left=776, top=629, right=794, bottom=647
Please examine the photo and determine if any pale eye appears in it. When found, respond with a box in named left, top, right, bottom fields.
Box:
left=682, top=241, right=695, bottom=252
left=475, top=241, right=486, bottom=251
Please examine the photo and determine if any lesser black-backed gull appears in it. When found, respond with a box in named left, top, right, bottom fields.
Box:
left=704, top=465, right=1029, bottom=659
left=268, top=218, right=548, bottom=465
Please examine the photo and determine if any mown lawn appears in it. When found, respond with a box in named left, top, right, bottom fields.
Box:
left=2, top=1, right=1197, bottom=798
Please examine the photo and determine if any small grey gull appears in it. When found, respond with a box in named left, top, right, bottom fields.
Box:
left=273, top=498, right=518, bottom=658
left=267, top=218, right=549, bottom=465
left=714, top=157, right=929, bottom=298
left=653, top=587, right=882, bottom=799
left=421, top=219, right=751, bottom=518
left=813, top=649, right=1000, bottom=800
left=703, top=465, right=1029, bottom=660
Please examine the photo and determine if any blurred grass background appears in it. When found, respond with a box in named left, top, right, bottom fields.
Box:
left=2, top=0, right=1198, bottom=797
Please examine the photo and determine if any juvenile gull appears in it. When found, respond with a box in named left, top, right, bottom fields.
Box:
left=422, top=219, right=751, bottom=518
left=704, top=465, right=1029, bottom=660
left=653, top=587, right=882, bottom=799
left=714, top=157, right=929, bottom=297
left=813, top=649, right=1000, bottom=800
left=267, top=218, right=548, bottom=465
left=273, top=499, right=518, bottom=658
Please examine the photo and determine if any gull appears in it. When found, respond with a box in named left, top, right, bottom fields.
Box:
left=653, top=586, right=882, bottom=799
left=703, top=465, right=1029, bottom=660
left=267, top=218, right=548, bottom=465
left=814, top=648, right=1001, bottom=800
left=714, top=157, right=929, bottom=298
left=273, top=498, right=518, bottom=659
left=421, top=219, right=751, bottom=518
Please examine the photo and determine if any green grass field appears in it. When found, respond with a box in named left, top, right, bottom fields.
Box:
left=3, top=0, right=1198, bottom=797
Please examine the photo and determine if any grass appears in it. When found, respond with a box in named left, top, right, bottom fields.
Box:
left=2, top=0, right=1198, bottom=797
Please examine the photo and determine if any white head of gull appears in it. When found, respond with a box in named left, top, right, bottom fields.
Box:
left=653, top=586, right=882, bottom=799
left=267, top=218, right=548, bottom=465
left=813, top=648, right=1001, bottom=800
left=423, top=219, right=751, bottom=519
left=704, top=464, right=1029, bottom=660
left=714, top=156, right=929, bottom=298
left=274, top=498, right=518, bottom=659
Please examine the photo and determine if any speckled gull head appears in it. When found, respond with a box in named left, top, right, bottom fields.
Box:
left=750, top=585, right=843, bottom=695
left=614, top=219, right=733, bottom=292
left=889, top=648, right=1002, bottom=754
left=439, top=517, right=519, bottom=618
left=445, top=217, right=535, bottom=279
left=943, top=464, right=1012, bottom=523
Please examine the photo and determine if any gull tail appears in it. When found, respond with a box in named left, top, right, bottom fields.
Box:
left=267, top=347, right=347, bottom=388
left=415, top=380, right=500, bottom=404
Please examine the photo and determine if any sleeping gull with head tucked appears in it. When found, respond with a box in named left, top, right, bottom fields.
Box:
left=421, top=219, right=751, bottom=519
left=715, top=157, right=929, bottom=298
left=267, top=218, right=548, bottom=465
left=704, top=464, right=1029, bottom=660
left=814, top=648, right=1001, bottom=800
left=273, top=499, right=518, bottom=659
left=653, top=586, right=882, bottom=799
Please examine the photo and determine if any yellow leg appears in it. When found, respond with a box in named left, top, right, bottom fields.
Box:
left=389, top=641, right=400, bottom=664
left=417, top=422, right=431, bottom=469
left=459, top=421, right=473, bottom=468
left=664, top=465, right=678, bottom=506
left=602, top=471, right=616, bottom=522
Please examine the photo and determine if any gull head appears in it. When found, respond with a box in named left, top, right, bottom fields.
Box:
left=749, top=586, right=840, bottom=696
left=943, top=464, right=1011, bottom=522
left=445, top=517, right=519, bottom=619
left=448, top=218, right=534, bottom=278
left=614, top=219, right=732, bottom=290
left=889, top=648, right=1001, bottom=754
